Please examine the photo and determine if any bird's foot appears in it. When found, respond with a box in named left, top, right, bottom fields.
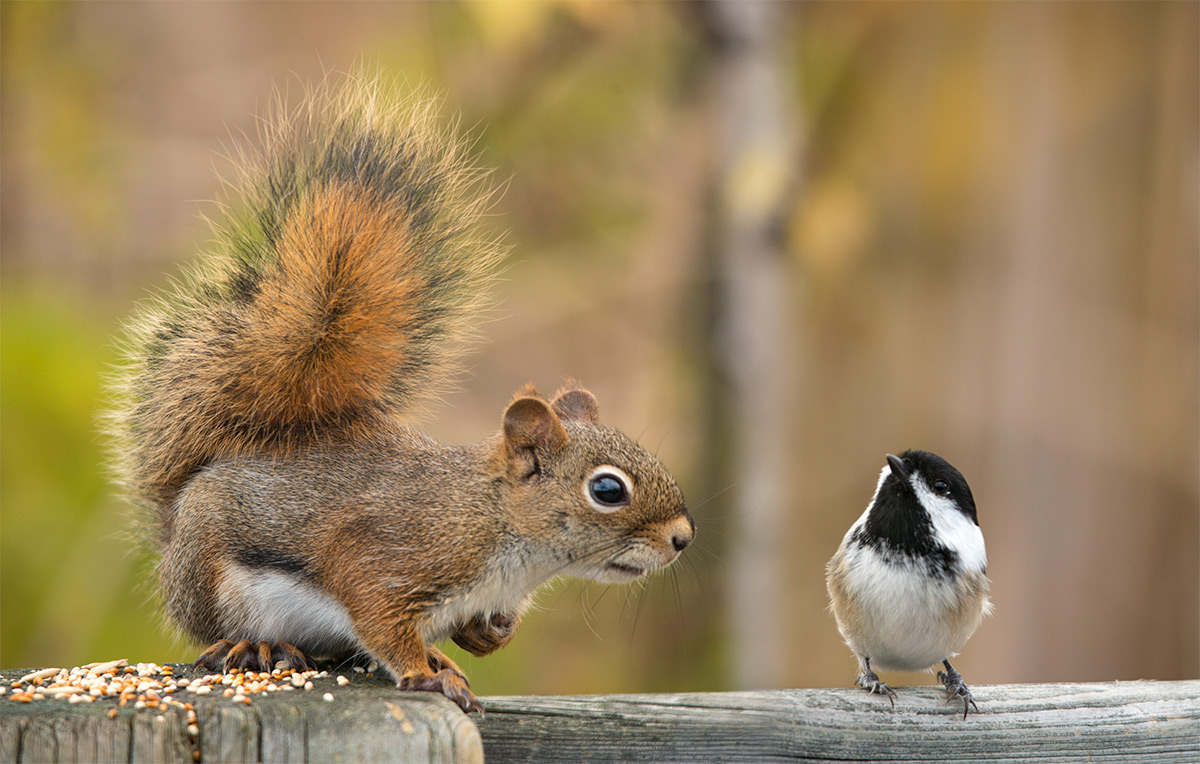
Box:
left=856, top=669, right=896, bottom=707
left=938, top=662, right=978, bottom=719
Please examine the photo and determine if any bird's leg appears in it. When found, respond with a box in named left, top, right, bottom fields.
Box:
left=937, top=660, right=978, bottom=719
left=855, top=656, right=896, bottom=706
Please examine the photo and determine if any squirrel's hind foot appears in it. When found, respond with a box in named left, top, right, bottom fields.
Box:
left=193, top=639, right=313, bottom=673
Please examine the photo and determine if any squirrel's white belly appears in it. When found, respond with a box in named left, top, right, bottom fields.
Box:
left=418, top=564, right=540, bottom=645
left=839, top=546, right=980, bottom=672
left=218, top=561, right=539, bottom=654
left=217, top=564, right=359, bottom=656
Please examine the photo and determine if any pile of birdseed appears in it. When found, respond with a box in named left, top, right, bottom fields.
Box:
left=4, top=658, right=367, bottom=715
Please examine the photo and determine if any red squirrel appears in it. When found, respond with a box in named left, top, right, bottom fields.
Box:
left=108, top=75, right=694, bottom=713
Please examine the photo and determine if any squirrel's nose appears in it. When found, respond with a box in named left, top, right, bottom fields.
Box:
left=668, top=513, right=695, bottom=552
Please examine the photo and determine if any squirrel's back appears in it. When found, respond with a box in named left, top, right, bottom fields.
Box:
left=108, top=76, right=504, bottom=536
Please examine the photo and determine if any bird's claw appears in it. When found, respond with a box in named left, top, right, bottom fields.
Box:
left=938, top=666, right=978, bottom=719
left=856, top=669, right=896, bottom=707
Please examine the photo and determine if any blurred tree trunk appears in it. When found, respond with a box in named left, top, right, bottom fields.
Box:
left=699, top=0, right=800, bottom=690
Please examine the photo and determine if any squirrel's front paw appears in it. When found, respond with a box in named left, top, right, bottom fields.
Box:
left=400, top=668, right=482, bottom=714
left=451, top=612, right=522, bottom=657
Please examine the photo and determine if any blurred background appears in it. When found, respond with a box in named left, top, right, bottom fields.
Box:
left=2, top=1, right=1196, bottom=695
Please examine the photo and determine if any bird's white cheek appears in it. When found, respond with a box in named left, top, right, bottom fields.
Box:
left=946, top=520, right=987, bottom=572
left=912, top=480, right=988, bottom=573
left=932, top=507, right=987, bottom=573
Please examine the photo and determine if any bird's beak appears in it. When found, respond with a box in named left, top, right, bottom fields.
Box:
left=886, top=453, right=908, bottom=480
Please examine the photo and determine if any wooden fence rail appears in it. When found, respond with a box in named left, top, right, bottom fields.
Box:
left=1, top=666, right=1196, bottom=763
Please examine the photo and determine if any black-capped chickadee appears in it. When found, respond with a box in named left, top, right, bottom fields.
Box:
left=826, top=450, right=991, bottom=718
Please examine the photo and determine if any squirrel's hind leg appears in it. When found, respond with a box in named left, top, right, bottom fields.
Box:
left=192, top=639, right=313, bottom=673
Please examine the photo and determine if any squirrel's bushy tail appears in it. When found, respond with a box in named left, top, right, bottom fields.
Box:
left=108, top=75, right=504, bottom=536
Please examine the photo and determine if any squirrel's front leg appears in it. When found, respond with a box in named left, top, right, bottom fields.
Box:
left=451, top=611, right=522, bottom=657
left=397, top=639, right=480, bottom=714
left=358, top=613, right=481, bottom=714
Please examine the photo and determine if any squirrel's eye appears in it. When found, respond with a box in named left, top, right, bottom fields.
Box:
left=585, top=467, right=632, bottom=513
left=591, top=476, right=625, bottom=503
left=932, top=479, right=950, bottom=495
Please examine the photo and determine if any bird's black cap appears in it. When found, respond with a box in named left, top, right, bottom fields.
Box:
left=851, top=449, right=980, bottom=576
left=884, top=450, right=978, bottom=525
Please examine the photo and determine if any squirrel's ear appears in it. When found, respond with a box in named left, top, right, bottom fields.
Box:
left=551, top=387, right=599, bottom=424
left=503, top=396, right=569, bottom=456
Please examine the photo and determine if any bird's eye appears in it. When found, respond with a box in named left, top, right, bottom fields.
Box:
left=585, top=467, right=632, bottom=512
left=932, top=479, right=951, bottom=495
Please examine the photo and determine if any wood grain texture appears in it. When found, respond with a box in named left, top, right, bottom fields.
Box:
left=1, top=673, right=1196, bottom=763
left=0, top=667, right=482, bottom=764
left=476, top=681, right=1200, bottom=763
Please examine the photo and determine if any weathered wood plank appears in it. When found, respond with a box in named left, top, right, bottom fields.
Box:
left=131, top=710, right=192, bottom=764
left=2, top=670, right=1196, bottom=763
left=476, top=681, right=1200, bottom=763
left=0, top=666, right=481, bottom=764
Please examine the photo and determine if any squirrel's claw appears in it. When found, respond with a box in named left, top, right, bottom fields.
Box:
left=192, top=639, right=312, bottom=673
left=400, top=668, right=483, bottom=715
left=452, top=612, right=521, bottom=657
left=227, top=639, right=273, bottom=671
left=193, top=639, right=237, bottom=671
left=269, top=641, right=314, bottom=672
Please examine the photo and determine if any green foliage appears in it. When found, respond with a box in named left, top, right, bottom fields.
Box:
left=0, top=285, right=188, bottom=668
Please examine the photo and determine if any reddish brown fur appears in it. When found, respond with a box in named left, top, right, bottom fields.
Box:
left=109, top=77, right=693, bottom=715
left=250, top=185, right=419, bottom=426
